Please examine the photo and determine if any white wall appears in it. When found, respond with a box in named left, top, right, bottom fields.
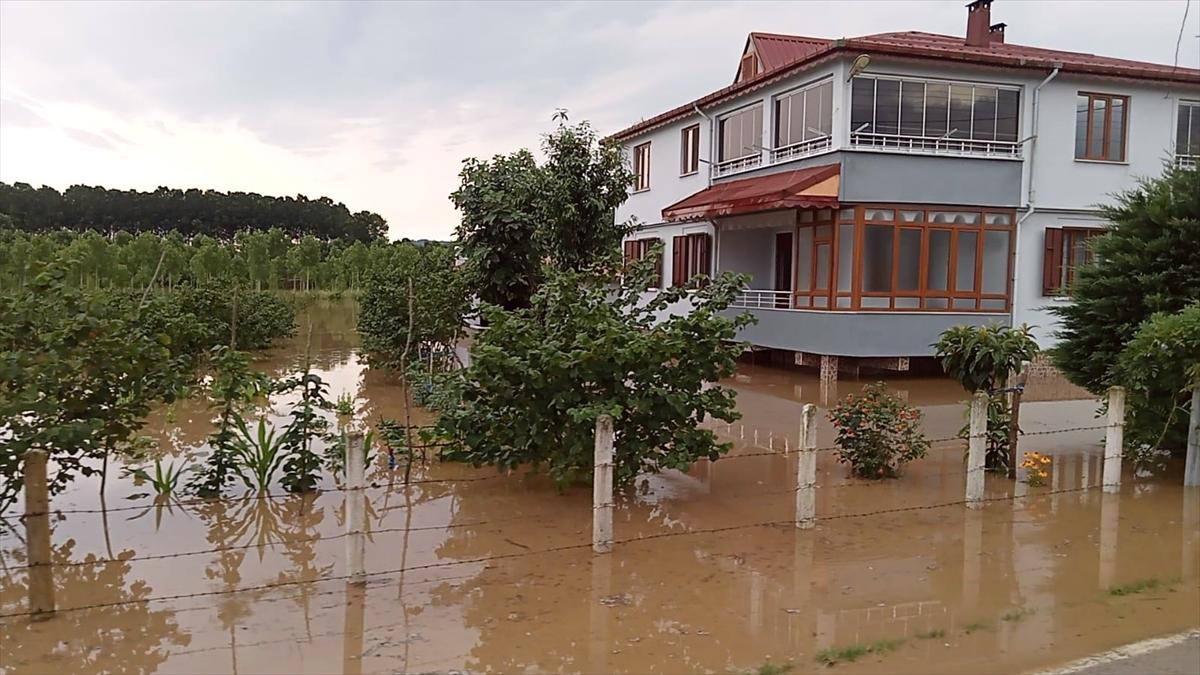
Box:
left=1011, top=211, right=1107, bottom=347
left=617, top=116, right=710, bottom=227
left=625, top=220, right=715, bottom=291
left=714, top=210, right=797, bottom=288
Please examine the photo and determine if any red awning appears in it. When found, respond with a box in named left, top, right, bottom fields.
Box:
left=662, top=163, right=840, bottom=222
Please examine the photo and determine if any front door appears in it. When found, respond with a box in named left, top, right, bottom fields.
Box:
left=774, top=232, right=793, bottom=308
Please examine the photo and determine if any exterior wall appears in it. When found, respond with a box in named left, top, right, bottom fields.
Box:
left=628, top=219, right=714, bottom=298
left=1011, top=210, right=1107, bottom=346
left=724, top=307, right=1009, bottom=357
left=714, top=210, right=796, bottom=286
left=840, top=153, right=1021, bottom=206
left=617, top=116, right=711, bottom=227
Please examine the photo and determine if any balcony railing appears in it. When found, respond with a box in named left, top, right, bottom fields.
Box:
left=732, top=289, right=793, bottom=310
left=1175, top=154, right=1198, bottom=170
left=712, top=153, right=762, bottom=178
left=850, top=132, right=1021, bottom=159
left=770, top=135, right=833, bottom=163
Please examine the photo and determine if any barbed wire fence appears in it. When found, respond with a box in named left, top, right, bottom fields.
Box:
left=0, top=388, right=1131, bottom=623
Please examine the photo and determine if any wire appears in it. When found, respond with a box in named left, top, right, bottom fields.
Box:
left=1174, top=0, right=1193, bottom=71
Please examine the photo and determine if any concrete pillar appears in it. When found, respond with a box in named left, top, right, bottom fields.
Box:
left=24, top=449, right=54, bottom=619
left=593, top=415, right=615, bottom=554
left=1185, top=387, right=1200, bottom=487
left=345, top=432, right=366, bottom=584
left=966, top=392, right=988, bottom=507
left=795, top=404, right=817, bottom=529
left=1103, top=386, right=1125, bottom=494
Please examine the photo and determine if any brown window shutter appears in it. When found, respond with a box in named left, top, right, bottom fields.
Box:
left=623, top=240, right=637, bottom=264
left=697, top=234, right=712, bottom=285
left=672, top=235, right=687, bottom=286
left=1043, top=227, right=1063, bottom=295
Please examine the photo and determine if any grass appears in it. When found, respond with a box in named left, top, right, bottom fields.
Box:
left=1000, top=607, right=1035, bottom=623
left=815, top=638, right=906, bottom=666
left=963, top=620, right=993, bottom=634
left=754, top=661, right=795, bottom=675
left=1107, top=577, right=1164, bottom=596
left=914, top=628, right=946, bottom=640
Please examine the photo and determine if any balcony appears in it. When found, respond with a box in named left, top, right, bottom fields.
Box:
left=770, top=136, right=833, bottom=164
left=712, top=153, right=762, bottom=178
left=732, top=289, right=792, bottom=309
left=850, top=131, right=1021, bottom=159
left=1175, top=154, right=1198, bottom=170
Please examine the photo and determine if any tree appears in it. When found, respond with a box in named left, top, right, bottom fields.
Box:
left=1051, top=164, right=1200, bottom=457
left=430, top=253, right=753, bottom=487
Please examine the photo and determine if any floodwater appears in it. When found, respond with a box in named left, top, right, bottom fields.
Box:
left=1, top=300, right=1197, bottom=675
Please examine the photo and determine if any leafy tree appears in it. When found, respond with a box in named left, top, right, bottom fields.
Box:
left=430, top=254, right=753, bottom=487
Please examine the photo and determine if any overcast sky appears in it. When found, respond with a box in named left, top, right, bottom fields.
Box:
left=1, top=1, right=1195, bottom=240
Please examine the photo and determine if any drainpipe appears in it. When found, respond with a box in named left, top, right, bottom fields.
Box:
left=693, top=103, right=719, bottom=273
left=1013, top=65, right=1061, bottom=324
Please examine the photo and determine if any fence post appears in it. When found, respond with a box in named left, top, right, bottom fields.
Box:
left=966, top=392, right=988, bottom=507
left=795, top=404, right=817, bottom=529
left=1102, top=386, right=1125, bottom=494
left=24, top=449, right=55, bottom=619
left=345, top=432, right=366, bottom=584
left=1006, top=363, right=1029, bottom=480
left=592, top=415, right=614, bottom=554
left=1185, top=386, right=1200, bottom=488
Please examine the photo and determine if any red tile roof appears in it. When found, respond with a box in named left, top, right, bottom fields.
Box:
left=611, top=30, right=1200, bottom=142
left=662, top=163, right=840, bottom=222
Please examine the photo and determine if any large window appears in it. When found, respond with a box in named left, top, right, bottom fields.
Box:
left=633, top=142, right=651, bottom=191
left=680, top=124, right=700, bottom=175
left=1075, top=93, right=1127, bottom=162
left=850, top=76, right=1020, bottom=157
left=717, top=104, right=763, bottom=174
left=623, top=237, right=663, bottom=288
left=1176, top=100, right=1200, bottom=167
left=773, top=80, right=833, bottom=161
left=671, top=233, right=712, bottom=286
left=1042, top=227, right=1102, bottom=295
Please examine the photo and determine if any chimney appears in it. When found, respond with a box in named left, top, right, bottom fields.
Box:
left=989, top=22, right=1006, bottom=44
left=965, top=0, right=993, bottom=47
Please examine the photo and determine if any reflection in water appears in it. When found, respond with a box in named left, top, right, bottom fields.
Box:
left=2, top=300, right=1197, bottom=675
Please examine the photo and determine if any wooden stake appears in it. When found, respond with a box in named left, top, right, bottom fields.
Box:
left=24, top=450, right=55, bottom=619
left=592, top=415, right=614, bottom=554
left=1185, top=386, right=1200, bottom=488
left=1006, top=364, right=1028, bottom=480
left=966, top=392, right=988, bottom=507
left=345, top=432, right=366, bottom=583
left=1103, top=386, right=1125, bottom=494
left=795, top=404, right=817, bottom=529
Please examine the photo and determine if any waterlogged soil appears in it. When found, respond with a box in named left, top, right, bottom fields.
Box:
left=2, top=300, right=1198, bottom=674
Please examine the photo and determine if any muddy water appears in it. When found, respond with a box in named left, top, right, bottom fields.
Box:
left=2, top=300, right=1197, bottom=675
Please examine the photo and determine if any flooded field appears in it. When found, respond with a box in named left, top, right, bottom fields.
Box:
left=2, top=300, right=1197, bottom=674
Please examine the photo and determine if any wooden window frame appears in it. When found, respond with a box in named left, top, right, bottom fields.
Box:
left=680, top=124, right=700, bottom=176
left=1042, top=226, right=1102, bottom=296
left=739, top=53, right=758, bottom=82
left=671, top=232, right=712, bottom=287
left=791, top=205, right=1014, bottom=313
left=1075, top=92, right=1129, bottom=163
left=633, top=142, right=651, bottom=192
left=717, top=103, right=763, bottom=162
left=1177, top=100, right=1200, bottom=159
left=623, top=237, right=663, bottom=289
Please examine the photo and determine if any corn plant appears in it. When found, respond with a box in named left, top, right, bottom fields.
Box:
left=230, top=416, right=288, bottom=493
left=126, top=457, right=186, bottom=496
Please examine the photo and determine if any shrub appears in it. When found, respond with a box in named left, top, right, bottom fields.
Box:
left=829, top=383, right=929, bottom=478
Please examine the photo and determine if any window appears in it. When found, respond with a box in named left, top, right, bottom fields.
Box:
left=739, top=53, right=759, bottom=82
left=1176, top=100, right=1200, bottom=166
left=1043, top=227, right=1102, bottom=295
left=774, top=80, right=833, bottom=153
left=849, top=76, right=1021, bottom=156
left=633, top=142, right=651, bottom=191
left=1075, top=93, right=1128, bottom=162
left=623, top=237, right=663, bottom=288
left=680, top=124, right=700, bottom=175
left=671, top=233, right=712, bottom=286
left=718, top=105, right=763, bottom=163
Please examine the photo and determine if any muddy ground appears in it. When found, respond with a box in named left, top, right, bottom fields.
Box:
left=2, top=301, right=1197, bottom=674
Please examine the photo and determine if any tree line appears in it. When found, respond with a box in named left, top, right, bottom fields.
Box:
left=0, top=182, right=387, bottom=241
left=0, top=228, right=423, bottom=293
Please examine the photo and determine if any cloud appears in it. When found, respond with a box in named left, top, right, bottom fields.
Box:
left=1, top=0, right=1196, bottom=240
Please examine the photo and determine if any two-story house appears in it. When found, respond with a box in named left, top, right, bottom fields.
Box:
left=613, top=0, right=1200, bottom=384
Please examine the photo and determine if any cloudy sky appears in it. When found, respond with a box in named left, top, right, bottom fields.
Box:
left=1, top=1, right=1195, bottom=240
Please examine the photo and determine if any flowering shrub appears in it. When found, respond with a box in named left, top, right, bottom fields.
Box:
left=829, top=383, right=930, bottom=478
left=1020, top=451, right=1051, bottom=487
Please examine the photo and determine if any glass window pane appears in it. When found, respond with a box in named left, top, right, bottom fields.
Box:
left=929, top=211, right=980, bottom=225
left=899, top=210, right=923, bottom=223
left=982, top=230, right=1009, bottom=294
left=815, top=244, right=830, bottom=289
left=1189, top=103, right=1200, bottom=154
left=955, top=231, right=978, bottom=291
left=861, top=225, right=893, bottom=292
left=837, top=224, right=854, bottom=292
left=862, top=297, right=890, bottom=308
left=898, top=229, right=921, bottom=290
left=895, top=297, right=920, bottom=309
left=984, top=213, right=1012, bottom=226
left=799, top=210, right=814, bottom=223
left=925, top=297, right=949, bottom=309
left=797, top=227, right=813, bottom=291
left=1089, top=97, right=1107, bottom=158
left=839, top=208, right=856, bottom=221
left=795, top=296, right=811, bottom=307
left=1178, top=104, right=1192, bottom=155
left=972, top=86, right=997, bottom=141
left=1107, top=98, right=1125, bottom=160
left=953, top=297, right=977, bottom=310
left=996, top=89, right=1019, bottom=143
left=813, top=296, right=828, bottom=308
left=775, top=97, right=790, bottom=148
left=864, top=208, right=894, bottom=222
left=981, top=298, right=1006, bottom=310
left=836, top=296, right=851, bottom=308
left=1075, top=95, right=1089, bottom=159
left=925, top=83, right=949, bottom=137
left=815, top=225, right=832, bottom=238
left=816, top=81, right=833, bottom=137
left=949, top=85, right=973, bottom=138
left=751, top=106, right=763, bottom=153
left=900, top=80, right=925, bottom=136
left=927, top=230, right=951, bottom=291
left=875, top=79, right=900, bottom=135
left=851, top=77, right=875, bottom=133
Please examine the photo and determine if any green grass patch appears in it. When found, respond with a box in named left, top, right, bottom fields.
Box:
left=1107, top=577, right=1162, bottom=596
left=963, top=620, right=993, bottom=634
left=1000, top=607, right=1035, bottom=623
left=754, top=661, right=795, bottom=675
left=815, top=638, right=906, bottom=666
left=914, top=628, right=946, bottom=640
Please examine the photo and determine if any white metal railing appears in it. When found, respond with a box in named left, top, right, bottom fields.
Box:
left=770, top=136, right=833, bottom=163
left=712, top=153, right=763, bottom=178
left=1175, top=154, right=1198, bottom=170
left=731, top=289, right=793, bottom=310
left=850, top=132, right=1021, bottom=159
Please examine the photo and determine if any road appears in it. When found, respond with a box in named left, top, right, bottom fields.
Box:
left=1037, top=631, right=1200, bottom=675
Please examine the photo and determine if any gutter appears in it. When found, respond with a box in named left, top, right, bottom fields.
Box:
left=1014, top=65, right=1061, bottom=319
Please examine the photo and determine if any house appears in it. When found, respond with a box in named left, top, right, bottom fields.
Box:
left=612, top=0, right=1200, bottom=384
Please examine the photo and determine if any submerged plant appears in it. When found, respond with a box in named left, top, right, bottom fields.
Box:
left=188, top=346, right=270, bottom=497
left=334, top=392, right=355, bottom=417
left=126, top=457, right=187, bottom=496
left=276, top=369, right=332, bottom=493
left=829, top=383, right=929, bottom=478
left=230, top=416, right=288, bottom=493
left=1020, top=452, right=1051, bottom=487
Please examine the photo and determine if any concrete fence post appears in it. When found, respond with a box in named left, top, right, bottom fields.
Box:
left=795, top=404, right=817, bottom=529
left=1102, top=386, right=1125, bottom=494
left=966, top=392, right=988, bottom=507
left=1185, top=386, right=1200, bottom=488
left=345, top=432, right=366, bottom=584
left=593, top=415, right=614, bottom=554
left=23, top=450, right=55, bottom=619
